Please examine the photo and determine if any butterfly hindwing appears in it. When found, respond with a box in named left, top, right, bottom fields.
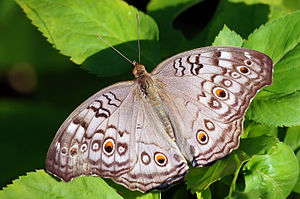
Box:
left=114, top=95, right=188, bottom=192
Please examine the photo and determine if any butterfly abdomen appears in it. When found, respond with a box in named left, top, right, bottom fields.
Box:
left=135, top=66, right=176, bottom=141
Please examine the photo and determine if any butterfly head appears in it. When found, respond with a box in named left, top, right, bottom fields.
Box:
left=132, top=61, right=147, bottom=78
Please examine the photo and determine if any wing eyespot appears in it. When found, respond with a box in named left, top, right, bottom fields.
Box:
left=196, top=130, right=209, bottom=145
left=70, top=146, right=78, bottom=156
left=117, top=143, right=127, bottom=155
left=231, top=71, right=241, bottom=78
left=244, top=59, right=253, bottom=66
left=80, top=143, right=88, bottom=152
left=92, top=141, right=100, bottom=151
left=223, top=79, right=232, bottom=87
left=61, top=147, right=67, bottom=155
left=154, top=152, right=168, bottom=167
left=237, top=66, right=250, bottom=75
left=204, top=119, right=215, bottom=131
left=141, top=151, right=151, bottom=165
left=213, top=87, right=228, bottom=99
left=103, top=138, right=115, bottom=155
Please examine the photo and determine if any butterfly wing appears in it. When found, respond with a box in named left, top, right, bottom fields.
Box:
left=46, top=81, right=188, bottom=192
left=151, top=46, right=273, bottom=166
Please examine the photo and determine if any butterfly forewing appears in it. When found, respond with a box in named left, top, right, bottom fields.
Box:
left=46, top=81, right=136, bottom=180
left=152, top=46, right=273, bottom=166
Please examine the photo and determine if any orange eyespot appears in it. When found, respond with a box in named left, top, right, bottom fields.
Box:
left=156, top=155, right=165, bottom=163
left=70, top=147, right=78, bottom=156
left=198, top=133, right=206, bottom=142
left=103, top=139, right=115, bottom=155
left=105, top=142, right=113, bottom=152
left=239, top=67, right=249, bottom=74
left=196, top=130, right=208, bottom=144
left=215, top=89, right=226, bottom=98
left=154, top=153, right=168, bottom=166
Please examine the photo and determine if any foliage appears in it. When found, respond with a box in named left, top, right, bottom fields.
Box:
left=1, top=0, right=300, bottom=198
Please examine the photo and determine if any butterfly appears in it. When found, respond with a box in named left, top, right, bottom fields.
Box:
left=46, top=46, right=273, bottom=192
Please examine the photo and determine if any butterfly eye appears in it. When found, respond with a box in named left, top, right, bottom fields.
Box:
left=237, top=66, right=250, bottom=75
left=154, top=152, right=168, bottom=166
left=213, top=87, right=228, bottom=99
left=103, top=138, right=115, bottom=155
left=196, top=130, right=208, bottom=145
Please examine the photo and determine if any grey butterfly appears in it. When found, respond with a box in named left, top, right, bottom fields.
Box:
left=46, top=46, right=273, bottom=192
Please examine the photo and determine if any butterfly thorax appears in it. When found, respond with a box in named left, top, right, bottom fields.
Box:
left=132, top=61, right=147, bottom=78
left=133, top=61, right=176, bottom=141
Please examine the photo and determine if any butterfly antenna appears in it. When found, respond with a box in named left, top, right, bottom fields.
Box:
left=137, top=12, right=141, bottom=64
left=96, top=34, right=133, bottom=65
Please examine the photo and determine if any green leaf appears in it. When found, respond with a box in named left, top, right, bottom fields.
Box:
left=15, top=0, right=160, bottom=76
left=164, top=183, right=191, bottom=199
left=269, top=2, right=300, bottom=20
left=242, top=142, right=299, bottom=199
left=135, top=192, right=161, bottom=199
left=147, top=0, right=203, bottom=57
left=196, top=188, right=211, bottom=199
left=0, top=170, right=123, bottom=199
left=247, top=91, right=300, bottom=127
left=245, top=12, right=300, bottom=126
left=186, top=135, right=277, bottom=193
left=186, top=157, right=237, bottom=194
left=293, top=150, right=300, bottom=193
left=212, top=25, right=244, bottom=46
left=230, top=190, right=259, bottom=199
left=270, top=43, right=300, bottom=95
left=228, top=0, right=300, bottom=20
left=284, top=126, right=300, bottom=151
left=228, top=0, right=278, bottom=3
left=105, top=179, right=161, bottom=199
left=243, top=120, right=278, bottom=138
left=196, top=0, right=269, bottom=47
left=237, top=135, right=278, bottom=155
